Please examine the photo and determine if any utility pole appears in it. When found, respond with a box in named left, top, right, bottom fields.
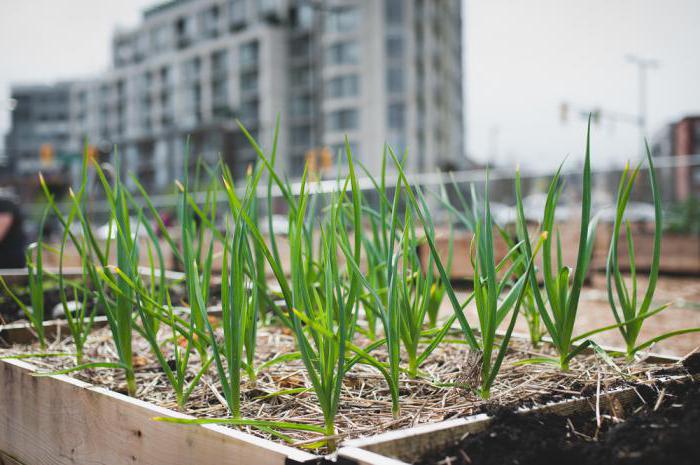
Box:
left=626, top=54, right=658, bottom=153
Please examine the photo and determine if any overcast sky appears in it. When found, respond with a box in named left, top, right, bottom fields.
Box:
left=1, top=0, right=699, bottom=170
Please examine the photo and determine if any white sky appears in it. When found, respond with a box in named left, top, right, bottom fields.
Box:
left=1, top=0, right=699, bottom=170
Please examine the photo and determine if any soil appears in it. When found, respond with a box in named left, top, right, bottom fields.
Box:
left=416, top=356, right=700, bottom=465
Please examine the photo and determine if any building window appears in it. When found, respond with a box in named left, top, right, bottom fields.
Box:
left=134, top=33, right=149, bottom=62
left=213, top=83, right=229, bottom=116
left=290, top=125, right=311, bottom=146
left=326, top=7, right=360, bottom=33
left=161, top=91, right=174, bottom=126
left=115, top=39, right=133, bottom=66
left=387, top=102, right=405, bottom=129
left=211, top=49, right=228, bottom=77
left=160, top=65, right=174, bottom=87
left=326, top=41, right=359, bottom=65
left=240, top=70, right=259, bottom=93
left=258, top=0, right=281, bottom=18
left=385, top=0, right=403, bottom=25
left=239, top=40, right=259, bottom=67
left=289, top=37, right=311, bottom=58
left=182, top=57, right=201, bottom=83
left=385, top=35, right=403, bottom=59
left=291, top=4, right=313, bottom=29
left=290, top=67, right=311, bottom=87
left=239, top=99, right=259, bottom=125
left=150, top=25, right=170, bottom=53
left=200, top=6, right=220, bottom=39
left=229, top=0, right=246, bottom=26
left=325, top=74, right=359, bottom=99
left=386, top=67, right=404, bottom=93
left=387, top=131, right=406, bottom=153
left=290, top=95, right=312, bottom=117
left=183, top=84, right=201, bottom=112
left=331, top=141, right=359, bottom=164
left=327, top=108, right=359, bottom=131
left=176, top=16, right=196, bottom=48
left=137, top=72, right=152, bottom=96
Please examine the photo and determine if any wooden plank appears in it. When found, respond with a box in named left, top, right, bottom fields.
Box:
left=341, top=415, right=491, bottom=464
left=0, top=267, right=185, bottom=284
left=335, top=447, right=407, bottom=465
left=340, top=373, right=695, bottom=464
left=0, top=316, right=109, bottom=346
left=0, top=358, right=319, bottom=465
left=0, top=451, right=26, bottom=465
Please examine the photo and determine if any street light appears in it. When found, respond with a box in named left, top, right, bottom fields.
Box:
left=625, top=54, right=659, bottom=152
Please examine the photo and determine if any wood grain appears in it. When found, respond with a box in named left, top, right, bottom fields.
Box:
left=0, top=358, right=318, bottom=465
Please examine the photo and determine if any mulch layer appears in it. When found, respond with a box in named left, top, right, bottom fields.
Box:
left=0, top=321, right=690, bottom=454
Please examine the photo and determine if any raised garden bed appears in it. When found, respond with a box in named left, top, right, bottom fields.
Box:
left=593, top=224, right=700, bottom=275
left=419, top=222, right=583, bottom=283
left=4, top=123, right=698, bottom=465
left=339, top=351, right=699, bottom=464
left=0, top=267, right=184, bottom=324
left=0, top=314, right=693, bottom=465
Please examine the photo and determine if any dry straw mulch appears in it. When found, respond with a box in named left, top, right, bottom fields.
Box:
left=0, top=322, right=679, bottom=453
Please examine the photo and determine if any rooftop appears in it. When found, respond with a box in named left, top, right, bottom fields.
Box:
left=143, top=0, right=193, bottom=20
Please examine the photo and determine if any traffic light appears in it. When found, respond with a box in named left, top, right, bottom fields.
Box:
left=39, top=143, right=54, bottom=166
left=305, top=148, right=318, bottom=173
left=320, top=146, right=332, bottom=170
left=305, top=147, right=334, bottom=175
left=86, top=145, right=99, bottom=162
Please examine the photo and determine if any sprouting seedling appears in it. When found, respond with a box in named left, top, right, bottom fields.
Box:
left=288, top=181, right=357, bottom=447
left=500, top=221, right=545, bottom=347
left=384, top=146, right=546, bottom=399
left=469, top=180, right=548, bottom=399
left=109, top=189, right=213, bottom=410
left=176, top=142, right=216, bottom=360
left=425, top=180, right=455, bottom=329
left=38, top=158, right=98, bottom=364
left=96, top=152, right=140, bottom=395
left=35, top=149, right=141, bottom=393
left=396, top=201, right=461, bottom=379
left=204, top=166, right=265, bottom=413
left=605, top=145, right=700, bottom=358
left=57, top=228, right=96, bottom=365
left=435, top=166, right=543, bottom=348
left=0, top=206, right=51, bottom=348
left=225, top=128, right=399, bottom=429
left=514, top=118, right=602, bottom=370
left=190, top=219, right=251, bottom=418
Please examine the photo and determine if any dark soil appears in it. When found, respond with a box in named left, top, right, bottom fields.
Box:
left=417, top=376, right=700, bottom=465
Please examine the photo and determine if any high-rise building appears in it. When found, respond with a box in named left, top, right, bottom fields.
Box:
left=4, top=83, right=73, bottom=175
left=4, top=0, right=465, bottom=191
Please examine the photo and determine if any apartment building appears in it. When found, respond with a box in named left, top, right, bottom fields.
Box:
left=652, top=115, right=700, bottom=202
left=4, top=0, right=465, bottom=191
left=4, top=83, right=73, bottom=175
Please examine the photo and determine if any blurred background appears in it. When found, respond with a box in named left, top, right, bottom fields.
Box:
left=0, top=1, right=698, bottom=352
